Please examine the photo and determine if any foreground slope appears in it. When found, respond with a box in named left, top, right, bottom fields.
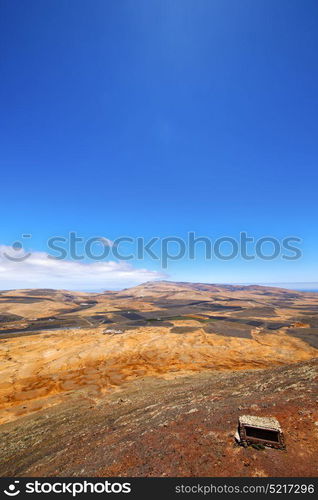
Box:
left=0, top=359, right=317, bottom=477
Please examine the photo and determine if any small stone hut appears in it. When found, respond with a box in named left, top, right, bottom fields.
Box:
left=238, top=415, right=285, bottom=449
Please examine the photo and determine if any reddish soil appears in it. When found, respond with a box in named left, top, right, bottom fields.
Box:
left=1, top=359, right=317, bottom=477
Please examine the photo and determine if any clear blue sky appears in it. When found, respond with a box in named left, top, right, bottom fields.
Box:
left=0, top=0, right=317, bottom=289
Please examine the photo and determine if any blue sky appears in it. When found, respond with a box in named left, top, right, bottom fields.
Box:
left=0, top=0, right=317, bottom=289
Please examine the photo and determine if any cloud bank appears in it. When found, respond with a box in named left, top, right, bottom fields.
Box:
left=0, top=246, right=165, bottom=290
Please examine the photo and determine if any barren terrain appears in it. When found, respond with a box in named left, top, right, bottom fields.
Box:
left=0, top=281, right=317, bottom=476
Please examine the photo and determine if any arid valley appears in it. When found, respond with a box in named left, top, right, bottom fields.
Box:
left=0, top=281, right=318, bottom=477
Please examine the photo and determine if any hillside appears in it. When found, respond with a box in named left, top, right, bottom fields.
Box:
left=0, top=359, right=317, bottom=477
left=0, top=281, right=317, bottom=476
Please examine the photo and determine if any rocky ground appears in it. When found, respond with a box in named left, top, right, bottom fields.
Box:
left=0, top=359, right=317, bottom=477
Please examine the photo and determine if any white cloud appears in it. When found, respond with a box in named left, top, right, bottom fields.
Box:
left=0, top=246, right=165, bottom=290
